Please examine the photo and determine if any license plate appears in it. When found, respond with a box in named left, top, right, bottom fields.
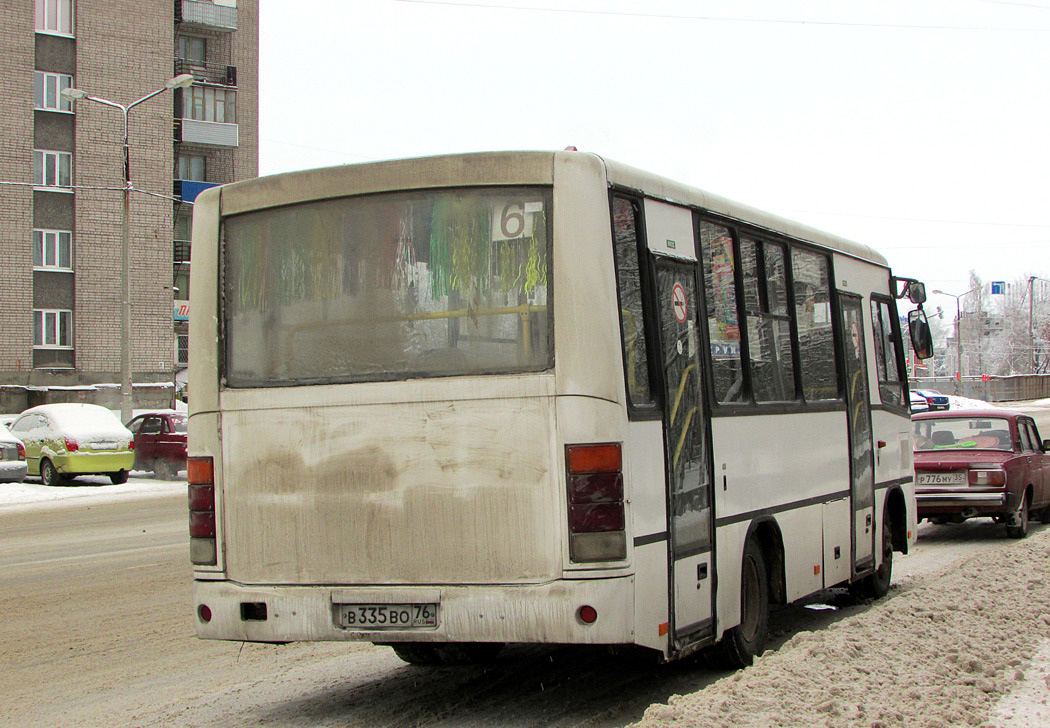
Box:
left=916, top=471, right=966, bottom=486
left=337, top=603, right=438, bottom=629
left=91, top=442, right=118, bottom=450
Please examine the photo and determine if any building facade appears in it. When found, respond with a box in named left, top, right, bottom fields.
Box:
left=0, top=0, right=258, bottom=412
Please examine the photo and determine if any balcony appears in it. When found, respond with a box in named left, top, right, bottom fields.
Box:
left=175, top=0, right=237, bottom=31
left=174, top=239, right=191, bottom=264
left=175, top=59, right=236, bottom=87
left=174, top=118, right=238, bottom=147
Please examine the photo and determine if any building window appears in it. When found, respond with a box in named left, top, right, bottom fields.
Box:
left=33, top=229, right=73, bottom=270
left=178, top=154, right=206, bottom=181
left=33, top=150, right=72, bottom=189
left=34, top=71, right=72, bottom=112
left=187, top=86, right=236, bottom=123
left=177, top=35, right=207, bottom=64
left=176, top=333, right=189, bottom=366
left=35, top=0, right=74, bottom=35
left=33, top=309, right=72, bottom=348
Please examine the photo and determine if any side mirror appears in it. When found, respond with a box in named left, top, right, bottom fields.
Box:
left=893, top=277, right=927, bottom=305
left=1043, top=439, right=1050, bottom=452
left=908, top=308, right=934, bottom=360
left=906, top=281, right=927, bottom=305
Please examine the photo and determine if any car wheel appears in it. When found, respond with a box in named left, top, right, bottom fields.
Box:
left=109, top=470, right=129, bottom=485
left=40, top=458, right=63, bottom=487
left=1006, top=494, right=1029, bottom=539
left=1036, top=506, right=1050, bottom=525
left=850, top=509, right=893, bottom=600
left=154, top=459, right=179, bottom=481
left=708, top=539, right=769, bottom=668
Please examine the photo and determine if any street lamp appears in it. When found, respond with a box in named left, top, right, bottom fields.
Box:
left=1028, top=277, right=1050, bottom=373
left=61, top=74, right=194, bottom=423
left=932, top=286, right=980, bottom=392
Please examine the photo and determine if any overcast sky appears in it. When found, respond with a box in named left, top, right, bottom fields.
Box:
left=258, top=0, right=1050, bottom=318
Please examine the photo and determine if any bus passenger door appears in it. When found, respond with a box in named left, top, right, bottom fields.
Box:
left=654, top=259, right=715, bottom=649
left=839, top=295, right=876, bottom=573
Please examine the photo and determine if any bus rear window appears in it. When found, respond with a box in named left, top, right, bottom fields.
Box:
left=222, top=187, right=552, bottom=387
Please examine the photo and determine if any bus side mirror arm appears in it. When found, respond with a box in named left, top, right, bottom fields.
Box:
left=892, top=276, right=927, bottom=305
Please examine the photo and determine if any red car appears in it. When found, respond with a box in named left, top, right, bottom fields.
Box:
left=913, top=409, right=1050, bottom=538
left=126, top=411, right=187, bottom=480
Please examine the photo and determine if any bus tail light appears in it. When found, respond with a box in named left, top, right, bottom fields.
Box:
left=968, top=469, right=1006, bottom=486
left=567, top=443, right=626, bottom=562
left=188, top=455, right=217, bottom=565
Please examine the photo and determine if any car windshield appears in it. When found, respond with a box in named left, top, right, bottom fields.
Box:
left=914, top=417, right=1013, bottom=452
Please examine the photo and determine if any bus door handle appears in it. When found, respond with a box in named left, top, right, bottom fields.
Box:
left=697, top=563, right=708, bottom=584
left=866, top=513, right=872, bottom=533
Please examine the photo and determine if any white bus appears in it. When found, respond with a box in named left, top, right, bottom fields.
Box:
left=187, top=151, right=932, bottom=666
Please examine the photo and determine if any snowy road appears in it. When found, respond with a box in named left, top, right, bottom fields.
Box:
left=1, top=399, right=1049, bottom=726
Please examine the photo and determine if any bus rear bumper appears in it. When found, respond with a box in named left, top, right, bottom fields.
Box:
left=193, top=577, right=638, bottom=646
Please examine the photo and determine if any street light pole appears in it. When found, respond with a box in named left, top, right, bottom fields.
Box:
left=933, top=286, right=981, bottom=394
left=62, top=74, right=193, bottom=423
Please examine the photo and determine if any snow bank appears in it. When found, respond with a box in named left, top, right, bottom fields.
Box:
left=636, top=531, right=1050, bottom=728
left=0, top=476, right=184, bottom=511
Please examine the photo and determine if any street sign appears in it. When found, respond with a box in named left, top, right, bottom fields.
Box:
left=991, top=281, right=1005, bottom=294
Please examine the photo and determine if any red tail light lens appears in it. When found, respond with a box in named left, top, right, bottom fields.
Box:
left=128, top=440, right=135, bottom=451
left=64, top=437, right=79, bottom=452
left=189, top=509, right=216, bottom=538
left=968, top=469, right=1006, bottom=486
left=188, top=483, right=214, bottom=511
left=16, top=442, right=25, bottom=460
left=567, top=443, right=626, bottom=562
left=188, top=456, right=217, bottom=565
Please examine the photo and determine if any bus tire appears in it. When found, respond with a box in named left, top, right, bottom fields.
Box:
left=711, top=539, right=769, bottom=669
left=390, top=644, right=443, bottom=666
left=391, top=642, right=502, bottom=666
left=432, top=642, right=502, bottom=665
left=850, top=509, right=893, bottom=600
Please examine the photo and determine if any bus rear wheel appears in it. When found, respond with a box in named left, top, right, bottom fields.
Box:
left=391, top=642, right=502, bottom=666
left=710, top=539, right=768, bottom=669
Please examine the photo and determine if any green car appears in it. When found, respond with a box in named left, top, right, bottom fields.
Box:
left=9, top=403, right=135, bottom=486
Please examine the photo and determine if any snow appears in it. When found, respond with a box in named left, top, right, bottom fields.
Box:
left=0, top=474, right=184, bottom=511
left=636, top=528, right=1050, bottom=728
left=18, top=403, right=131, bottom=440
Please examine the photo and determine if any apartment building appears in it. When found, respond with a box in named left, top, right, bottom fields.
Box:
left=0, top=0, right=258, bottom=412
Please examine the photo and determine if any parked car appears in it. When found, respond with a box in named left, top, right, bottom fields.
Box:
left=0, top=422, right=27, bottom=483
left=914, top=389, right=950, bottom=411
left=126, top=411, right=187, bottom=480
left=909, top=390, right=930, bottom=414
left=913, top=409, right=1050, bottom=538
left=9, top=403, right=135, bottom=486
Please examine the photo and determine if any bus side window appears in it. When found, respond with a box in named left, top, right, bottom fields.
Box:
left=741, top=237, right=796, bottom=403
left=791, top=248, right=839, bottom=401
left=612, top=196, right=656, bottom=412
left=699, top=221, right=746, bottom=404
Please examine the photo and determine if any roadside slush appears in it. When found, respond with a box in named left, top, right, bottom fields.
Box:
left=0, top=476, right=185, bottom=512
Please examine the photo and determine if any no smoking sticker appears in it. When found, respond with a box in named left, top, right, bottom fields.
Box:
left=672, top=282, right=688, bottom=323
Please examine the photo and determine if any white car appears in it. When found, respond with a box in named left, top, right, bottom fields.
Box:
left=0, top=422, right=28, bottom=483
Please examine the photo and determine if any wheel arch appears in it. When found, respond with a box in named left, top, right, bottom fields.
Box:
left=744, top=518, right=786, bottom=606
left=884, top=486, right=910, bottom=555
